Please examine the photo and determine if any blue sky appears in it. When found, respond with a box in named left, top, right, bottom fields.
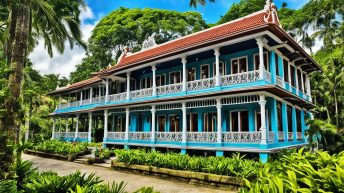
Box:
left=85, top=0, right=309, bottom=24
left=30, top=0, right=310, bottom=77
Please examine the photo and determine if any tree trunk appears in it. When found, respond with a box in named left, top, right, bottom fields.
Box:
left=0, top=0, right=31, bottom=178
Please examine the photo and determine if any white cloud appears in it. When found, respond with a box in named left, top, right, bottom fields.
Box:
left=29, top=5, right=98, bottom=78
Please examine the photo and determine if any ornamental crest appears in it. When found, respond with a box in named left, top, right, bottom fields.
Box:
left=141, top=33, right=157, bottom=51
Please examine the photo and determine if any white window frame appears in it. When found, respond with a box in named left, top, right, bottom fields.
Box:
left=187, top=67, right=197, bottom=81
left=231, top=56, right=248, bottom=74
left=169, top=71, right=181, bottom=84
left=169, top=114, right=180, bottom=132
left=156, top=74, right=166, bottom=86
left=157, top=114, right=166, bottom=132
left=253, top=52, right=269, bottom=71
left=203, top=112, right=216, bottom=132
left=229, top=110, right=249, bottom=132
left=200, top=64, right=210, bottom=79
left=187, top=112, right=198, bottom=132
left=212, top=61, right=226, bottom=76
left=254, top=110, right=270, bottom=132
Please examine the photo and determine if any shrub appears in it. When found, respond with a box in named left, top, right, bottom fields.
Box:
left=28, top=140, right=90, bottom=155
left=114, top=149, right=261, bottom=179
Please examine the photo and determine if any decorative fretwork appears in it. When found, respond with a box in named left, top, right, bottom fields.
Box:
left=268, top=132, right=275, bottom=143
left=65, top=132, right=75, bottom=138
left=187, top=77, right=215, bottom=91
left=278, top=131, right=285, bottom=141
left=155, top=132, right=183, bottom=142
left=288, top=132, right=294, bottom=141
left=221, top=70, right=259, bottom=86
left=276, top=76, right=283, bottom=87
left=109, top=92, right=127, bottom=102
left=99, top=96, right=106, bottom=103
left=129, top=132, right=151, bottom=141
left=264, top=70, right=271, bottom=82
left=156, top=103, right=182, bottom=111
left=54, top=132, right=66, bottom=139
left=222, top=132, right=261, bottom=143
left=130, top=88, right=153, bottom=99
left=91, top=97, right=100, bottom=104
left=222, top=95, right=259, bottom=105
left=107, top=132, right=126, bottom=140
left=156, top=83, right=183, bottom=95
left=77, top=132, right=88, bottom=139
left=297, top=132, right=303, bottom=140
left=82, top=99, right=91, bottom=106
left=187, top=132, right=217, bottom=143
left=130, top=106, right=151, bottom=112
left=186, top=99, right=216, bottom=108
left=70, top=101, right=80, bottom=108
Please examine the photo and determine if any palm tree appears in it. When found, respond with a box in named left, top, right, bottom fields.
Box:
left=189, top=0, right=215, bottom=8
left=0, top=0, right=85, bottom=178
left=306, top=119, right=337, bottom=152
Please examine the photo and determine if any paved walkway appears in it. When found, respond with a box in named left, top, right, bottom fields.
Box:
left=22, top=154, right=234, bottom=193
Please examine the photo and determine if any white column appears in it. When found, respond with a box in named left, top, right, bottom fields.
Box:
left=80, top=91, right=83, bottom=105
left=306, top=75, right=312, bottom=101
left=182, top=102, right=187, bottom=143
left=288, top=63, right=292, bottom=91
left=88, top=112, right=92, bottom=142
left=126, top=72, right=131, bottom=100
left=181, top=56, right=187, bottom=91
left=105, top=79, right=109, bottom=102
left=256, top=38, right=265, bottom=79
left=259, top=95, right=267, bottom=144
left=151, top=105, right=156, bottom=142
left=103, top=110, right=108, bottom=141
left=65, top=116, right=69, bottom=133
left=300, top=71, right=305, bottom=93
left=74, top=115, right=79, bottom=141
left=295, top=67, right=299, bottom=91
left=216, top=98, right=222, bottom=143
left=68, top=93, right=71, bottom=108
left=214, top=48, right=221, bottom=86
left=125, top=108, right=130, bottom=140
left=152, top=65, right=157, bottom=96
left=89, top=87, right=93, bottom=103
left=51, top=117, right=56, bottom=140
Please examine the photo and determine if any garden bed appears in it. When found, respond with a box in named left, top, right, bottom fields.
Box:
left=111, top=161, right=244, bottom=190
left=24, top=149, right=90, bottom=161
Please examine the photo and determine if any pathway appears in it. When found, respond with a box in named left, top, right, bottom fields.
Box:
left=22, top=154, right=234, bottom=193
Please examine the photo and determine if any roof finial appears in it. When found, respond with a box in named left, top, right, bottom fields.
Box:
left=264, top=0, right=271, bottom=10
left=141, top=33, right=157, bottom=51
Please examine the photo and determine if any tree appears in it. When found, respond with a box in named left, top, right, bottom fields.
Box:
left=0, top=0, right=85, bottom=179
left=70, top=8, right=208, bottom=83
left=189, top=0, right=215, bottom=8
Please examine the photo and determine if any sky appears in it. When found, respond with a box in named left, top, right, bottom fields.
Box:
left=29, top=0, right=310, bottom=78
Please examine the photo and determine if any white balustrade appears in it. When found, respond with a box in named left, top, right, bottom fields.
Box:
left=278, top=131, right=285, bottom=141
left=77, top=132, right=88, bottom=139
left=187, top=132, right=217, bottom=143
left=276, top=76, right=283, bottom=87
left=82, top=99, right=90, bottom=105
left=221, top=70, right=260, bottom=86
left=155, top=132, right=183, bottom=142
left=268, top=132, right=275, bottom=143
left=109, top=92, right=127, bottom=102
left=187, top=77, right=215, bottom=91
left=91, top=97, right=100, bottom=104
left=129, top=132, right=151, bottom=141
left=288, top=132, right=294, bottom=141
left=65, top=132, right=75, bottom=138
left=70, top=101, right=80, bottom=108
left=264, top=70, right=271, bottom=82
left=57, top=103, right=68, bottom=110
left=222, top=132, right=261, bottom=143
left=99, top=96, right=106, bottom=103
left=156, top=83, right=183, bottom=95
left=54, top=132, right=66, bottom=139
left=107, top=132, right=126, bottom=140
left=130, top=88, right=153, bottom=99
left=297, top=132, right=303, bottom=140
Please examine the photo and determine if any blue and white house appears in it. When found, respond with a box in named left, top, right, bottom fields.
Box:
left=48, top=1, right=321, bottom=161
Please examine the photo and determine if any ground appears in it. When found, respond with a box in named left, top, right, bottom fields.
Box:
left=22, top=154, right=234, bottom=193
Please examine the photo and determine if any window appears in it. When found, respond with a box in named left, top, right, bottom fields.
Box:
left=230, top=111, right=249, bottom=132
left=187, top=68, right=196, bottom=81
left=287, top=105, right=292, bottom=132
left=231, top=57, right=247, bottom=74
left=296, top=109, right=301, bottom=132
left=277, top=101, right=283, bottom=132
left=169, top=71, right=181, bottom=84
left=290, top=65, right=296, bottom=87
left=297, top=69, right=302, bottom=90
left=156, top=74, right=166, bottom=86
left=113, top=115, right=125, bottom=132
left=213, top=61, right=225, bottom=76
left=204, top=112, right=217, bottom=132
left=157, top=115, right=166, bottom=132
left=303, top=73, right=307, bottom=92
left=275, top=53, right=279, bottom=76
left=254, top=52, right=269, bottom=71
left=283, top=59, right=289, bottom=83
left=169, top=114, right=180, bottom=132
left=200, top=65, right=209, bottom=79
left=187, top=113, right=198, bottom=132
left=130, top=79, right=136, bottom=91
left=140, top=77, right=152, bottom=89
left=137, top=113, right=144, bottom=132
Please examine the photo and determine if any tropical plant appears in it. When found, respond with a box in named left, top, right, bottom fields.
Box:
left=28, top=140, right=90, bottom=155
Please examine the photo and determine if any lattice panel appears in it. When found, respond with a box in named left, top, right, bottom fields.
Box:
left=222, top=95, right=259, bottom=105
left=156, top=103, right=182, bottom=111
left=186, top=99, right=216, bottom=108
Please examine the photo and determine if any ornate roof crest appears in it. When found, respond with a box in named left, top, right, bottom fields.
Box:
left=141, top=33, right=157, bottom=51
left=263, top=0, right=281, bottom=27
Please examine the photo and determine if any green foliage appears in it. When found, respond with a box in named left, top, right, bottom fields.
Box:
left=28, top=140, right=89, bottom=155
left=94, top=147, right=112, bottom=159
left=0, top=179, right=17, bottom=193
left=70, top=8, right=208, bottom=83
left=240, top=148, right=344, bottom=192
left=114, top=149, right=260, bottom=179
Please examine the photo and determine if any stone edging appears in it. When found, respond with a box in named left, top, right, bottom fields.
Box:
left=24, top=149, right=89, bottom=161
left=111, top=161, right=244, bottom=190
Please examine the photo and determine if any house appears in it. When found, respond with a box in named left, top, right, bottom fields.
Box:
left=47, top=1, right=321, bottom=162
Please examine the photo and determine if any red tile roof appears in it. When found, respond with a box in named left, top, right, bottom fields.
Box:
left=47, top=76, right=102, bottom=95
